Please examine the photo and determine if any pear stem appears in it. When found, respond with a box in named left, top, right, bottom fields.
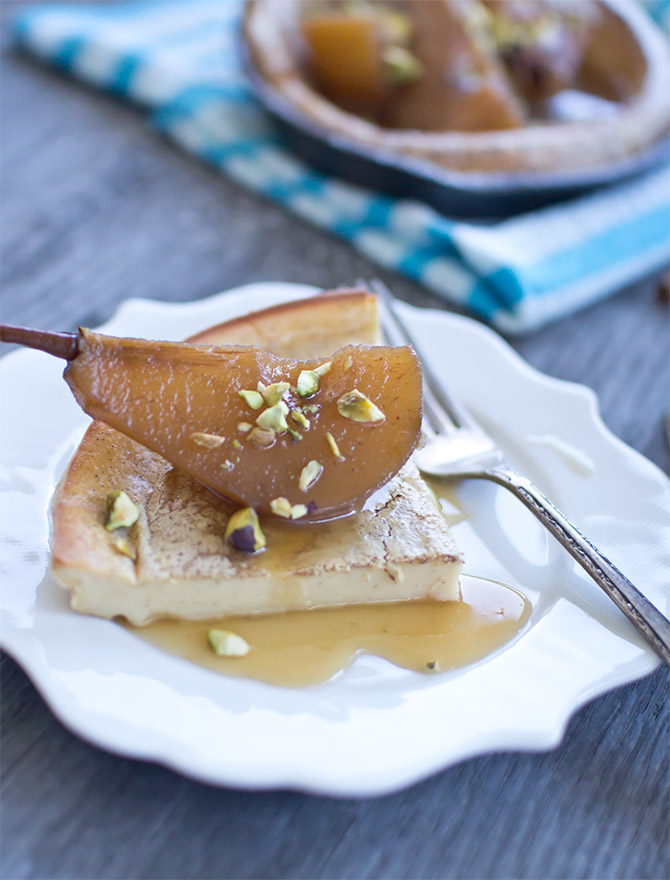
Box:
left=0, top=324, right=79, bottom=360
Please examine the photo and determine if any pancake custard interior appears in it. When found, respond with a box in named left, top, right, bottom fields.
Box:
left=51, top=289, right=463, bottom=625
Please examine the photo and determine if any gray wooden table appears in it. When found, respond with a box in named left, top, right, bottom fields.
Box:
left=1, top=4, right=668, bottom=878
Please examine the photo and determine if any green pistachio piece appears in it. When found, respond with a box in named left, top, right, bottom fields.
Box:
left=271, top=497, right=309, bottom=520
left=463, top=1, right=492, bottom=37
left=189, top=432, right=226, bottom=449
left=237, top=421, right=253, bottom=433
left=380, top=9, right=413, bottom=44
left=270, top=497, right=293, bottom=519
left=296, top=370, right=319, bottom=398
left=343, top=355, right=353, bottom=371
left=225, top=507, right=266, bottom=553
left=299, top=459, right=324, bottom=492
left=112, top=537, right=137, bottom=559
left=208, top=629, right=251, bottom=657
left=238, top=389, right=264, bottom=410
left=262, top=381, right=291, bottom=406
left=220, top=460, right=235, bottom=472
left=291, top=409, right=310, bottom=429
left=248, top=427, right=276, bottom=449
left=231, top=439, right=242, bottom=449
left=256, top=402, right=289, bottom=433
left=313, top=361, right=332, bottom=377
left=105, top=490, right=139, bottom=531
left=337, top=389, right=385, bottom=423
left=288, top=428, right=303, bottom=442
left=383, top=46, right=424, bottom=84
left=325, top=432, right=344, bottom=461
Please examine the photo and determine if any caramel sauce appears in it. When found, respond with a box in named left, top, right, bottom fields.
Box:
left=125, top=476, right=530, bottom=686
left=231, top=478, right=400, bottom=578
left=127, top=576, right=529, bottom=687
left=423, top=477, right=469, bottom=527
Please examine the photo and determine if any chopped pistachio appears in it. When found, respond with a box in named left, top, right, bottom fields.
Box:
left=189, top=432, right=226, bottom=449
left=343, top=355, right=353, bottom=371
left=208, top=629, right=251, bottom=657
left=381, top=9, right=413, bottom=44
left=256, top=402, right=289, bottom=433
left=299, top=459, right=324, bottom=492
left=231, top=439, right=242, bottom=449
left=337, top=389, right=385, bottom=423
left=256, top=380, right=267, bottom=394
left=238, top=389, right=264, bottom=410
left=220, top=460, right=235, bottom=472
left=296, top=370, right=319, bottom=398
left=248, top=427, right=276, bottom=449
left=288, top=428, right=303, bottom=442
left=271, top=497, right=309, bottom=520
left=313, top=360, right=332, bottom=378
left=383, top=46, right=424, bottom=84
left=225, top=507, right=265, bottom=553
left=112, top=537, right=136, bottom=559
left=291, top=409, right=310, bottom=429
left=326, top=432, right=344, bottom=460
left=237, top=421, right=253, bottom=433
left=424, top=660, right=441, bottom=673
left=262, top=381, right=291, bottom=406
left=270, top=497, right=293, bottom=519
left=486, top=9, right=552, bottom=48
left=105, top=490, right=139, bottom=531
left=303, top=404, right=320, bottom=414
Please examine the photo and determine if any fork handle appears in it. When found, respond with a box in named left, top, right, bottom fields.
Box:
left=484, top=467, right=670, bottom=667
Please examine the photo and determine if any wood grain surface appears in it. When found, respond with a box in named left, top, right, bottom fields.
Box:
left=1, top=4, right=668, bottom=878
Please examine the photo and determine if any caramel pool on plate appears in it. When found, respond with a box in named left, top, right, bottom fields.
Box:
left=127, top=575, right=530, bottom=687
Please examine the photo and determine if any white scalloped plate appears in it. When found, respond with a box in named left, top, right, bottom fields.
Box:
left=1, top=283, right=668, bottom=797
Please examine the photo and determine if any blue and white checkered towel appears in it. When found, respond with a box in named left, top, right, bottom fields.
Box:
left=13, top=0, right=670, bottom=333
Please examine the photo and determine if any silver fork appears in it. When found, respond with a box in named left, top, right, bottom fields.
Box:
left=372, top=278, right=670, bottom=667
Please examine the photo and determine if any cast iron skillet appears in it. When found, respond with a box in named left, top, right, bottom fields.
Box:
left=239, top=19, right=670, bottom=219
